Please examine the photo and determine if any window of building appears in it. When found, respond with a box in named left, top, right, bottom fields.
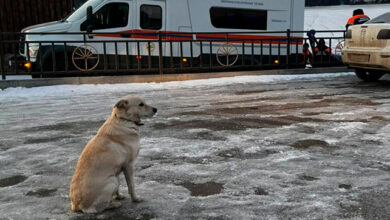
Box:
left=81, top=3, right=129, bottom=31
left=140, top=5, right=162, bottom=30
left=210, top=7, right=267, bottom=30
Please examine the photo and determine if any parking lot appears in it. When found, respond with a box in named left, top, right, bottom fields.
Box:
left=1, top=72, right=390, bottom=219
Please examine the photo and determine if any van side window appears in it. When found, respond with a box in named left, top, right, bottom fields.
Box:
left=81, top=3, right=129, bottom=31
left=140, top=5, right=162, bottom=30
left=210, top=7, right=267, bottom=30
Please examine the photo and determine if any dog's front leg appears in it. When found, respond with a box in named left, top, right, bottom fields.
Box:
left=123, top=163, right=141, bottom=203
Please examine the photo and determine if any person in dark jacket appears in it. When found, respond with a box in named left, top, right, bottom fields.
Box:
left=346, top=9, right=370, bottom=29
left=314, top=39, right=331, bottom=56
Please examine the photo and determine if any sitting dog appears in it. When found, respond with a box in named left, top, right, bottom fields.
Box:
left=69, top=95, right=157, bottom=213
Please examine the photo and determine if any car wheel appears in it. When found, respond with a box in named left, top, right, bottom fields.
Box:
left=355, top=69, right=385, bottom=82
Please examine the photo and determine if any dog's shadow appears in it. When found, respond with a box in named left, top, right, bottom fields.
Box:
left=69, top=200, right=156, bottom=220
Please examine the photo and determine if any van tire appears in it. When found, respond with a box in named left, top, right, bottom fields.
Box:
left=40, top=52, right=75, bottom=74
left=355, top=69, right=385, bottom=82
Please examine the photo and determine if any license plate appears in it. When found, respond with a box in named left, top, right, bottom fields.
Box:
left=350, top=54, right=370, bottom=62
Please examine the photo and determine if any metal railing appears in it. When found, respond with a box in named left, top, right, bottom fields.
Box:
left=0, top=29, right=346, bottom=79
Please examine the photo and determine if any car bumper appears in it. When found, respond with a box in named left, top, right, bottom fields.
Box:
left=8, top=55, right=35, bottom=72
left=342, top=48, right=390, bottom=71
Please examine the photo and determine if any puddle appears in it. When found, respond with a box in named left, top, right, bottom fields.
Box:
left=178, top=182, right=224, bottom=197
left=212, top=101, right=331, bottom=115
left=0, top=141, right=12, bottom=151
left=0, top=175, right=28, bottom=187
left=298, top=175, right=320, bottom=181
left=339, top=184, right=352, bottom=190
left=295, top=126, right=317, bottom=134
left=217, top=148, right=243, bottom=158
left=216, top=148, right=278, bottom=159
left=211, top=97, right=381, bottom=115
left=22, top=120, right=104, bottom=134
left=153, top=116, right=326, bottom=132
left=307, top=95, right=325, bottom=100
left=370, top=116, right=389, bottom=122
left=254, top=187, right=269, bottom=196
left=235, top=87, right=287, bottom=95
left=325, top=97, right=382, bottom=106
left=187, top=131, right=227, bottom=141
left=302, top=112, right=332, bottom=116
left=24, top=136, right=73, bottom=144
left=212, top=96, right=285, bottom=105
left=292, top=139, right=329, bottom=149
left=26, top=188, right=57, bottom=197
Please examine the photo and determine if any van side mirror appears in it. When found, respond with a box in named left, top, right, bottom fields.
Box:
left=86, top=6, right=93, bottom=33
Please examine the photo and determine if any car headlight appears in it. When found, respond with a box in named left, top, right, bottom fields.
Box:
left=28, top=45, right=39, bottom=58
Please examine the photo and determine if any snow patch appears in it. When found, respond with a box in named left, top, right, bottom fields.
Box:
left=0, top=73, right=353, bottom=99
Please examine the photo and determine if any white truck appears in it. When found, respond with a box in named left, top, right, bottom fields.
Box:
left=19, top=0, right=305, bottom=73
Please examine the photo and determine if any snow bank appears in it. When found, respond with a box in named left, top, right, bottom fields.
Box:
left=0, top=73, right=353, bottom=98
left=305, top=4, right=390, bottom=31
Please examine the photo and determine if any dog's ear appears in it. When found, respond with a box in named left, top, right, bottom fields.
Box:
left=115, top=100, right=128, bottom=109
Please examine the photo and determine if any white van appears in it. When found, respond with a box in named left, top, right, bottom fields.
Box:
left=19, top=0, right=304, bottom=73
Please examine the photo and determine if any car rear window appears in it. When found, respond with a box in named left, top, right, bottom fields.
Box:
left=367, top=12, right=390, bottom=24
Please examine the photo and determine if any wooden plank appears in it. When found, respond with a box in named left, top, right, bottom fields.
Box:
left=5, top=0, right=15, bottom=32
left=0, top=0, right=6, bottom=32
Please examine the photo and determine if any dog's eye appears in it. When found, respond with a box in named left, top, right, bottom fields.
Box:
left=139, top=103, right=144, bottom=107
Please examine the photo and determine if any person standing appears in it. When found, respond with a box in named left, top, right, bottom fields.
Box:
left=346, top=9, right=370, bottom=29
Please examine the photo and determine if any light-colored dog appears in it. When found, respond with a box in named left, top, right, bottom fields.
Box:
left=69, top=95, right=157, bottom=213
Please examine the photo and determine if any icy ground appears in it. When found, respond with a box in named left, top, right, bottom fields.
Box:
left=2, top=73, right=390, bottom=219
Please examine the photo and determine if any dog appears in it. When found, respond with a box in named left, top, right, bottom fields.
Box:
left=69, top=95, right=157, bottom=213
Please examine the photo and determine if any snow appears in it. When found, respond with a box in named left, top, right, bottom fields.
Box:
left=0, top=75, right=32, bottom=81
left=305, top=4, right=390, bottom=31
left=0, top=73, right=352, bottom=98
left=1, top=72, right=390, bottom=219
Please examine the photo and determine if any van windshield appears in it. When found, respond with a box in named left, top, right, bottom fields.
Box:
left=66, top=0, right=104, bottom=22
left=367, top=12, right=390, bottom=24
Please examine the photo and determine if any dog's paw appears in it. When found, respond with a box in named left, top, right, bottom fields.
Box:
left=115, top=194, right=126, bottom=200
left=131, top=197, right=143, bottom=203
left=108, top=201, right=122, bottom=209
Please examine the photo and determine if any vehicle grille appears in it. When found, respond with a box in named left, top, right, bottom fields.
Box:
left=19, top=35, right=25, bottom=54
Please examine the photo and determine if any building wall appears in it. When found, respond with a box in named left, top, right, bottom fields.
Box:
left=0, top=0, right=73, bottom=54
left=0, top=0, right=73, bottom=33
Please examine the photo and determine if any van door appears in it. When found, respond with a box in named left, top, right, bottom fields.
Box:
left=78, top=0, right=134, bottom=70
left=136, top=0, right=166, bottom=60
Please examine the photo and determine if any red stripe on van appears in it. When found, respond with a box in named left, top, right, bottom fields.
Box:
left=93, top=29, right=303, bottom=45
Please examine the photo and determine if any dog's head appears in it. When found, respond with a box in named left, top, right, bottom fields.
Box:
left=113, top=95, right=157, bottom=125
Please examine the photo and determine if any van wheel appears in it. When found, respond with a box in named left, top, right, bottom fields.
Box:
left=355, top=69, right=385, bottom=82
left=41, top=53, right=75, bottom=74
